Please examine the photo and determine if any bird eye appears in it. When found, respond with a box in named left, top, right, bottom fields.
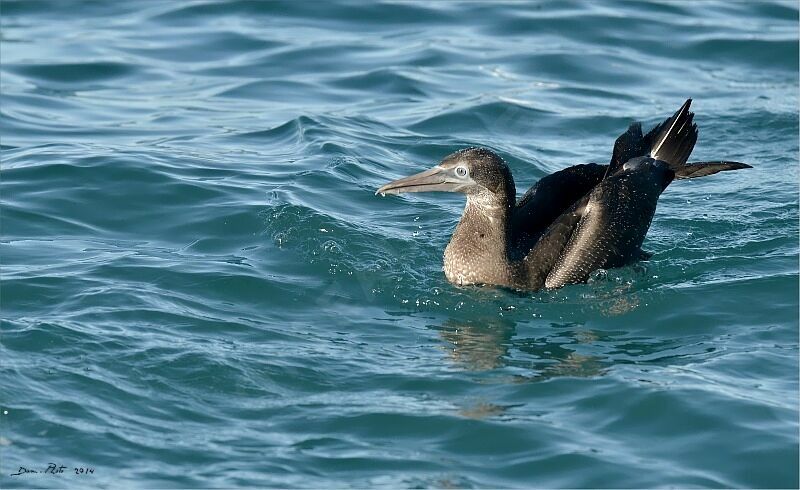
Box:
left=455, top=166, right=468, bottom=177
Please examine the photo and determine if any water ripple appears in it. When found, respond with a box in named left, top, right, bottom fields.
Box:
left=1, top=0, right=797, bottom=487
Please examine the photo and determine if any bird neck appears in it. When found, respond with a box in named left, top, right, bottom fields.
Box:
left=459, top=196, right=513, bottom=251
left=443, top=194, right=515, bottom=286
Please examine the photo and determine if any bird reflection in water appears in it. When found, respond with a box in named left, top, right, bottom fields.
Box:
left=436, top=317, right=610, bottom=380
left=436, top=317, right=612, bottom=420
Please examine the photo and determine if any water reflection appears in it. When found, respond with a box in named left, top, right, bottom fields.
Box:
left=458, top=401, right=510, bottom=419
left=435, top=317, right=611, bottom=379
left=435, top=317, right=613, bottom=419
left=435, top=314, right=713, bottom=380
left=435, top=317, right=613, bottom=379
left=438, top=317, right=513, bottom=370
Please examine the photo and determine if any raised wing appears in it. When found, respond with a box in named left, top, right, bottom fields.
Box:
left=511, top=163, right=607, bottom=256
left=517, top=99, right=750, bottom=290
left=522, top=158, right=672, bottom=290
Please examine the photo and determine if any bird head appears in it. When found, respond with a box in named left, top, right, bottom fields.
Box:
left=376, top=147, right=515, bottom=207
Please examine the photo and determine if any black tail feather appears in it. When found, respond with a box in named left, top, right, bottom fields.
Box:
left=649, top=98, right=698, bottom=168
left=674, top=161, right=752, bottom=179
left=608, top=98, right=698, bottom=177
left=608, top=99, right=751, bottom=181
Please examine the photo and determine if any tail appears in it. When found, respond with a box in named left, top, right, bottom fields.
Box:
left=649, top=98, right=698, bottom=168
left=607, top=99, right=698, bottom=177
left=649, top=99, right=752, bottom=178
left=609, top=98, right=751, bottom=179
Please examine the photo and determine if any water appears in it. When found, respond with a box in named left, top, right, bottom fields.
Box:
left=1, top=1, right=798, bottom=487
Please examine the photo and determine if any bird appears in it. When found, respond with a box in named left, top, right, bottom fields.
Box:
left=375, top=99, right=751, bottom=291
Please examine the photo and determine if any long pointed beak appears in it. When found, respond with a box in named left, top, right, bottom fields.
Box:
left=376, top=166, right=459, bottom=196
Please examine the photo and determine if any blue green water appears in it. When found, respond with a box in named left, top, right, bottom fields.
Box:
left=2, top=1, right=798, bottom=488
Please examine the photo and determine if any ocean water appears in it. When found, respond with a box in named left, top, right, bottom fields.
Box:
left=1, top=0, right=798, bottom=488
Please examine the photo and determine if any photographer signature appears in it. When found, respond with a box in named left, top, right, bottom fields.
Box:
left=10, top=463, right=94, bottom=477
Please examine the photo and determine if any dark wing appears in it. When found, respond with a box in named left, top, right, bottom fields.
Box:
left=520, top=194, right=591, bottom=290
left=511, top=163, right=607, bottom=255
left=674, top=161, right=752, bottom=179
left=520, top=99, right=751, bottom=290
left=513, top=100, right=696, bottom=253
left=522, top=158, right=672, bottom=290
left=607, top=122, right=647, bottom=176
